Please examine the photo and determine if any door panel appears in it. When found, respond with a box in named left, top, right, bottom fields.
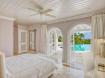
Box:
left=29, top=30, right=36, bottom=51
left=18, top=29, right=28, bottom=53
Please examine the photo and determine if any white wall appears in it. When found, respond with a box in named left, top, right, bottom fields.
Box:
left=47, top=17, right=91, bottom=63
left=27, top=17, right=91, bottom=63
left=0, top=18, right=15, bottom=57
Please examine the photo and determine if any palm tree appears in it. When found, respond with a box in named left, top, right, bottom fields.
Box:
left=74, top=33, right=85, bottom=44
left=79, top=33, right=85, bottom=39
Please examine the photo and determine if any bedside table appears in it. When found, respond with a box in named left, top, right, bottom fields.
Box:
left=95, top=56, right=105, bottom=78
left=96, top=71, right=105, bottom=78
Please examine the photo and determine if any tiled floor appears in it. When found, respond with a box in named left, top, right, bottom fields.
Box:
left=50, top=66, right=84, bottom=78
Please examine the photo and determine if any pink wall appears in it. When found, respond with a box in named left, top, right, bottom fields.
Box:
left=0, top=18, right=14, bottom=57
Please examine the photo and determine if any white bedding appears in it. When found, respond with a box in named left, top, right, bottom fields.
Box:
left=6, top=54, right=57, bottom=78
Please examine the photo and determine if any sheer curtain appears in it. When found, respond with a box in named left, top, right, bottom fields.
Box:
left=92, top=13, right=105, bottom=78
left=92, top=14, right=105, bottom=57
left=36, top=25, right=48, bottom=54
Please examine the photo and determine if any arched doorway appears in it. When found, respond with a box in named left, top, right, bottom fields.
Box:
left=69, top=24, right=93, bottom=78
left=48, top=28, right=63, bottom=66
left=48, top=28, right=63, bottom=53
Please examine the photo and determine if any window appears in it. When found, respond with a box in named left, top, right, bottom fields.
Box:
left=71, top=24, right=91, bottom=53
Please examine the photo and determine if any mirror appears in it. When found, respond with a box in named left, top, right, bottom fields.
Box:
left=29, top=30, right=36, bottom=52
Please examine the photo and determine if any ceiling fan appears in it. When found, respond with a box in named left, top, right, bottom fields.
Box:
left=27, top=1, right=56, bottom=18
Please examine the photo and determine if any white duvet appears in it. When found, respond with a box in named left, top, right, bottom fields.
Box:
left=6, top=54, right=57, bottom=78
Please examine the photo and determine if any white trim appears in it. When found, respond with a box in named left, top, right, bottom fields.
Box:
left=0, top=16, right=15, bottom=21
left=67, top=24, right=92, bottom=64
left=47, top=8, right=105, bottom=24
left=48, top=28, right=63, bottom=53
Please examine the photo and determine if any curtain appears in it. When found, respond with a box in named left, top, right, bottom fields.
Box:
left=92, top=14, right=105, bottom=78
left=36, top=25, right=48, bottom=54
left=92, top=14, right=105, bottom=57
left=0, top=52, right=6, bottom=78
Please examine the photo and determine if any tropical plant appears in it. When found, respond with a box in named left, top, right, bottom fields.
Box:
left=58, top=36, right=63, bottom=42
left=73, top=32, right=91, bottom=44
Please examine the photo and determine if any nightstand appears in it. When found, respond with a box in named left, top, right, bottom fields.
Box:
left=96, top=71, right=105, bottom=78
left=95, top=56, right=105, bottom=78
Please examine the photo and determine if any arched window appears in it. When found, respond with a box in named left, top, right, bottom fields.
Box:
left=71, top=24, right=91, bottom=53
left=48, top=28, right=63, bottom=53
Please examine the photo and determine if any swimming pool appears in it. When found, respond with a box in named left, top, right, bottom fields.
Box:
left=72, top=44, right=91, bottom=53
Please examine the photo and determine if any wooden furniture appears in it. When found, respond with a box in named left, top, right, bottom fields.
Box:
left=95, top=56, right=105, bottom=78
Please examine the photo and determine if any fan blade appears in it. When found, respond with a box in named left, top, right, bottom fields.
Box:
left=42, top=9, right=53, bottom=14
left=27, top=7, right=38, bottom=12
left=30, top=1, right=43, bottom=10
left=45, top=14, right=56, bottom=18
left=30, top=13, right=39, bottom=16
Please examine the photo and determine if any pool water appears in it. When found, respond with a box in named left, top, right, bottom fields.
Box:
left=72, top=44, right=91, bottom=53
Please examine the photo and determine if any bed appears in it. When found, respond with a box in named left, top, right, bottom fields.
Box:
left=5, top=54, right=57, bottom=78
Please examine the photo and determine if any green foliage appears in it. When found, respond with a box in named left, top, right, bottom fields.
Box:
left=72, top=32, right=91, bottom=44
left=58, top=36, right=63, bottom=42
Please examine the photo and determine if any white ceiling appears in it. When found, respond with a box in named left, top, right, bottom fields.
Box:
left=0, top=0, right=105, bottom=25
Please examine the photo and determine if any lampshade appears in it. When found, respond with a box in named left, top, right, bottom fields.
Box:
left=97, top=37, right=105, bottom=43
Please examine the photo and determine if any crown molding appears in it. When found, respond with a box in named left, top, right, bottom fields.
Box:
left=0, top=16, right=15, bottom=21
left=47, top=8, right=105, bottom=24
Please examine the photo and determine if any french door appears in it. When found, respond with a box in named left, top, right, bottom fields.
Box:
left=18, top=29, right=28, bottom=53
left=29, top=30, right=36, bottom=51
